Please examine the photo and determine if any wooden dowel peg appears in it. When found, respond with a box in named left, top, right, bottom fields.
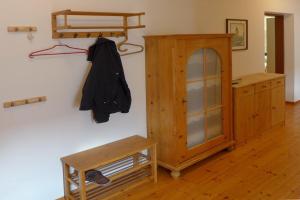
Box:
left=138, top=16, right=141, bottom=26
left=64, top=14, right=68, bottom=27
left=3, top=96, right=47, bottom=108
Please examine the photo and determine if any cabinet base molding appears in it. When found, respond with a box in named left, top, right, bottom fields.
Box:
left=158, top=141, right=235, bottom=178
left=286, top=100, right=300, bottom=105
left=170, top=171, right=181, bottom=179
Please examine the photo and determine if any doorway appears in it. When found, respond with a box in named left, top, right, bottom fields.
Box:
left=264, top=13, right=284, bottom=74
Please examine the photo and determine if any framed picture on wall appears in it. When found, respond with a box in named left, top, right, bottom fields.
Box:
left=226, top=19, right=248, bottom=50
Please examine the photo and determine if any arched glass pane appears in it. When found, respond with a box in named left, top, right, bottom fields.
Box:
left=186, top=48, right=223, bottom=149
left=206, top=48, right=221, bottom=77
left=187, top=49, right=204, bottom=81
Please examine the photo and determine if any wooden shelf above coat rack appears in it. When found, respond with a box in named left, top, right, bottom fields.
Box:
left=51, top=10, right=145, bottom=39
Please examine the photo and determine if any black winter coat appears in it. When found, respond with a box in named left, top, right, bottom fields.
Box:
left=80, top=38, right=131, bottom=123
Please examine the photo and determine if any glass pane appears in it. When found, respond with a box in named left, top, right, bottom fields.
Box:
left=187, top=115, right=205, bottom=148
left=186, top=48, right=223, bottom=150
left=205, top=49, right=221, bottom=77
left=207, top=109, right=223, bottom=140
left=187, top=82, right=204, bottom=113
left=187, top=49, right=204, bottom=80
left=206, top=79, right=221, bottom=108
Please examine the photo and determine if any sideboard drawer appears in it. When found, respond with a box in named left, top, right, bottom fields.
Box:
left=271, top=78, right=285, bottom=88
left=237, top=85, right=254, bottom=96
left=255, top=81, right=271, bottom=93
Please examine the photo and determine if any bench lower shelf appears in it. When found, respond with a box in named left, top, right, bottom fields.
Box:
left=72, top=168, right=151, bottom=200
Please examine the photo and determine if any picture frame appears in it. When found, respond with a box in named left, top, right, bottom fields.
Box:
left=226, top=19, right=248, bottom=51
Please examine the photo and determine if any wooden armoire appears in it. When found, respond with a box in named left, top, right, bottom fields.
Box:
left=144, top=34, right=234, bottom=178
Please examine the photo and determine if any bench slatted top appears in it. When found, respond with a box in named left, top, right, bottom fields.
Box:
left=61, top=135, right=155, bottom=171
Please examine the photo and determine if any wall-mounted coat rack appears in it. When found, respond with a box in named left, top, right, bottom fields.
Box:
left=3, top=96, right=47, bottom=108
left=7, top=26, right=37, bottom=32
left=7, top=26, right=37, bottom=40
left=51, top=10, right=145, bottom=39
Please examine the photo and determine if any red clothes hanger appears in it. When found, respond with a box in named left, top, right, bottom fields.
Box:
left=29, top=44, right=88, bottom=58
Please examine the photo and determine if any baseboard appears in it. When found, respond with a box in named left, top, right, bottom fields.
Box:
left=286, top=100, right=300, bottom=105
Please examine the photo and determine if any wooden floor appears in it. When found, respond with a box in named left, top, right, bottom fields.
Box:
left=112, top=103, right=300, bottom=200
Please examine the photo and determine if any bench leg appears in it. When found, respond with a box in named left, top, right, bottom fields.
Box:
left=63, top=163, right=71, bottom=200
left=150, top=144, right=158, bottom=183
left=79, top=170, right=87, bottom=200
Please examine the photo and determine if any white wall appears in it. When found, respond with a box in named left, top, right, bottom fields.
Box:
left=1, top=0, right=300, bottom=199
left=284, top=14, right=295, bottom=102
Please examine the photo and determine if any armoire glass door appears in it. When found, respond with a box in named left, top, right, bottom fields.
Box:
left=186, top=48, right=223, bottom=149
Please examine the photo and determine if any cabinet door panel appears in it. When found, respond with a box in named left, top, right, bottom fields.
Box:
left=254, top=90, right=271, bottom=134
left=174, top=38, right=232, bottom=163
left=186, top=48, right=223, bottom=150
left=234, top=92, right=254, bottom=145
left=271, top=86, right=285, bottom=126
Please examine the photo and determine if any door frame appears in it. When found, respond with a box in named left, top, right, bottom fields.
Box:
left=265, top=13, right=285, bottom=74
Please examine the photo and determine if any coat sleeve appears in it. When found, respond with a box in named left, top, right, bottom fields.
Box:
left=80, top=69, right=96, bottom=111
left=87, top=44, right=96, bottom=61
left=80, top=45, right=97, bottom=110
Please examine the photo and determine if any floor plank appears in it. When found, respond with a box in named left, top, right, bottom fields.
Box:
left=58, top=104, right=300, bottom=200
left=112, top=103, right=300, bottom=200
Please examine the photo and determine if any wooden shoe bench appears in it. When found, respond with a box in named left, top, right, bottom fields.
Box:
left=58, top=135, right=157, bottom=200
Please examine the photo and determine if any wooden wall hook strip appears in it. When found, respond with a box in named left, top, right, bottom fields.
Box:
left=7, top=26, right=37, bottom=32
left=3, top=96, right=47, bottom=108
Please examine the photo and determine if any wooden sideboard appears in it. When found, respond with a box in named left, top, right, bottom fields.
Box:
left=233, top=73, right=285, bottom=146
